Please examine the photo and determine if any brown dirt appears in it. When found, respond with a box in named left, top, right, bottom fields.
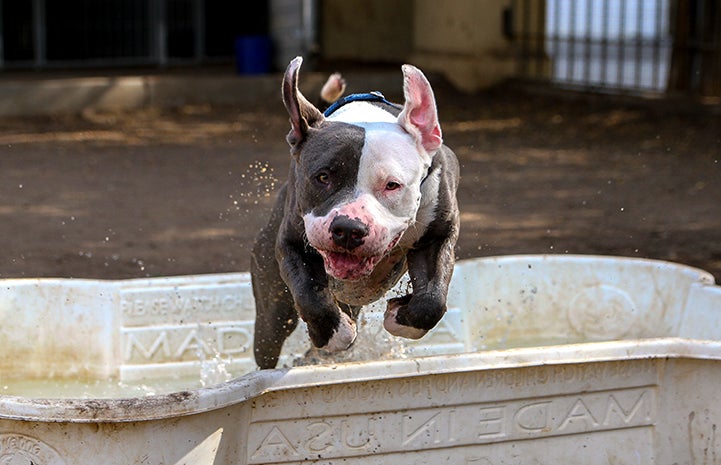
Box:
left=1, top=82, right=720, bottom=282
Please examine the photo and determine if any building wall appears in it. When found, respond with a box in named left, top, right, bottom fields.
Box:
left=411, top=0, right=516, bottom=92
left=320, top=0, right=517, bottom=92
left=320, top=0, right=414, bottom=64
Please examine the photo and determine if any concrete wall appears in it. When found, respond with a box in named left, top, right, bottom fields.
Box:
left=321, top=0, right=414, bottom=63
left=320, top=0, right=518, bottom=92
left=411, top=0, right=516, bottom=92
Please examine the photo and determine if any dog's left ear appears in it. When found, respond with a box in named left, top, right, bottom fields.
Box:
left=398, top=65, right=443, bottom=155
left=282, top=57, right=325, bottom=148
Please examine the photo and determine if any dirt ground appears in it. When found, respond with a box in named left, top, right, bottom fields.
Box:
left=1, top=80, right=720, bottom=283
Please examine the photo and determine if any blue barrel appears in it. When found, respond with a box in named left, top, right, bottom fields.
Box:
left=234, top=35, right=272, bottom=75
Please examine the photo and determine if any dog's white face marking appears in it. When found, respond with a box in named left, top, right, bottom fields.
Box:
left=358, top=125, right=428, bottom=225
left=302, top=102, right=434, bottom=281
left=329, top=103, right=432, bottom=223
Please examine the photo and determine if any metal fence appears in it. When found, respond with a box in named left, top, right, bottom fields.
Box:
left=514, top=0, right=721, bottom=98
left=0, top=0, right=268, bottom=69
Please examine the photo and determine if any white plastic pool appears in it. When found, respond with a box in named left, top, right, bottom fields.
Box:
left=1, top=255, right=720, bottom=464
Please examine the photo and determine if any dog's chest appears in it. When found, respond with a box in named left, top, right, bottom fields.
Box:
left=328, top=249, right=408, bottom=306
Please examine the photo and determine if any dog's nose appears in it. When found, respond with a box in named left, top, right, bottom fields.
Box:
left=329, top=216, right=368, bottom=250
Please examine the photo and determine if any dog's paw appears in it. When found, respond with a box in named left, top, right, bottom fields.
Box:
left=320, top=310, right=357, bottom=352
left=383, top=297, right=429, bottom=340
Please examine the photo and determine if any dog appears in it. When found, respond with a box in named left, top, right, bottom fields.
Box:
left=251, top=57, right=460, bottom=369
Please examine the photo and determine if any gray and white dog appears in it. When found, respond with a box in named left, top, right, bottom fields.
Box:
left=251, top=57, right=459, bottom=369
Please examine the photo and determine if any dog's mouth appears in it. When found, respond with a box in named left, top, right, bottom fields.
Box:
left=318, top=233, right=403, bottom=281
left=319, top=251, right=383, bottom=281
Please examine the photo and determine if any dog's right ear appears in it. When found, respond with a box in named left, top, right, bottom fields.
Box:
left=282, top=57, right=324, bottom=148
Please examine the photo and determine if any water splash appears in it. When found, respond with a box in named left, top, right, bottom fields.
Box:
left=289, top=276, right=415, bottom=367
left=195, top=324, right=233, bottom=388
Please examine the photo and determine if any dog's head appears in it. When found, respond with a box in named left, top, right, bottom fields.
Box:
left=282, top=57, right=443, bottom=281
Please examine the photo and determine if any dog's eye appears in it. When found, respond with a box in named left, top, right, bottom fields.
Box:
left=316, top=172, right=330, bottom=185
left=385, top=181, right=401, bottom=191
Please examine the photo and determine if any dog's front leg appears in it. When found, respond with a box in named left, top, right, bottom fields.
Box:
left=383, top=217, right=460, bottom=339
left=277, top=240, right=358, bottom=351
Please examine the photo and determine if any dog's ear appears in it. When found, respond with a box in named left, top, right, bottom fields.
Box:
left=282, top=57, right=325, bottom=148
left=398, top=64, right=443, bottom=155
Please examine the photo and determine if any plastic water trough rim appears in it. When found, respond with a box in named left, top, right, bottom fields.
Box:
left=2, top=337, right=721, bottom=423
